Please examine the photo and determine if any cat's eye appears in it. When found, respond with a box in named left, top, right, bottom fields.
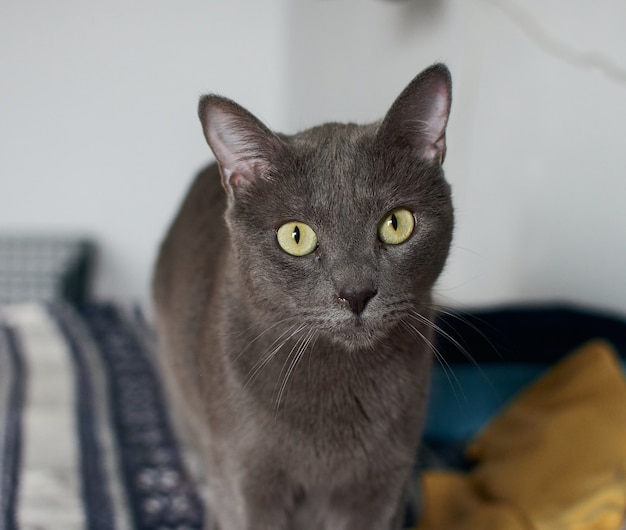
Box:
left=378, top=208, right=415, bottom=245
left=276, top=221, right=318, bottom=256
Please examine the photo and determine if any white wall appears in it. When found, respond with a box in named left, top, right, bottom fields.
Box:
left=0, top=0, right=287, bottom=302
left=286, top=0, right=626, bottom=315
left=2, top=0, right=626, bottom=315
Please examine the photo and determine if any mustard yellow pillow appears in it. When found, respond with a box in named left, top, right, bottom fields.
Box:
left=418, top=341, right=626, bottom=530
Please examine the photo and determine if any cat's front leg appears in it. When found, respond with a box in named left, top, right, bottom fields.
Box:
left=208, top=461, right=299, bottom=530
left=323, top=473, right=410, bottom=530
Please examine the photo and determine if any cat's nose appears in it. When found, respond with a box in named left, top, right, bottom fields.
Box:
left=338, top=289, right=378, bottom=315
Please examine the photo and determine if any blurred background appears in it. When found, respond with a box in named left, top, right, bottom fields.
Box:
left=1, top=0, right=625, bottom=314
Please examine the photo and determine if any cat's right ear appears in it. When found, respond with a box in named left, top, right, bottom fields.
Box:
left=198, top=95, right=283, bottom=198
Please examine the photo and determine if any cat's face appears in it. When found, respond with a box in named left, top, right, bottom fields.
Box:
left=200, top=64, right=453, bottom=349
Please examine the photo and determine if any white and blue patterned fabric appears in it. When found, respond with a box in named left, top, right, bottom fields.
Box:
left=0, top=303, right=204, bottom=530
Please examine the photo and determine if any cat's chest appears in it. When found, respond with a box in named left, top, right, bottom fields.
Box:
left=259, top=375, right=427, bottom=486
left=241, top=340, right=429, bottom=444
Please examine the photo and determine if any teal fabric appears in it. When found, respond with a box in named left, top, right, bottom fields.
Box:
left=424, top=360, right=626, bottom=442
left=425, top=363, right=544, bottom=441
left=426, top=306, right=626, bottom=443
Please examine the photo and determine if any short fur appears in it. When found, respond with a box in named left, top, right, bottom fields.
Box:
left=153, top=63, right=454, bottom=530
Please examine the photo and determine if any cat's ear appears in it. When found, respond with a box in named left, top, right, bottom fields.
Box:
left=377, top=63, right=452, bottom=165
left=198, top=95, right=284, bottom=197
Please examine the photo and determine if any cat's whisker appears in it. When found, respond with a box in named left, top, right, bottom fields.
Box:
left=408, top=308, right=499, bottom=397
left=305, top=327, right=320, bottom=377
left=223, top=313, right=291, bottom=337
left=409, top=310, right=473, bottom=358
left=241, top=322, right=305, bottom=393
left=272, top=325, right=308, bottom=402
left=232, top=315, right=301, bottom=365
left=408, top=309, right=480, bottom=369
left=426, top=303, right=503, bottom=360
left=400, top=319, right=467, bottom=405
left=273, top=327, right=317, bottom=415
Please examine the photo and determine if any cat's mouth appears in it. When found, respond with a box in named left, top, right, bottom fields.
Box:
left=323, top=314, right=390, bottom=350
left=304, top=299, right=404, bottom=349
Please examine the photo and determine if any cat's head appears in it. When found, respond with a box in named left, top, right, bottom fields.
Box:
left=199, top=64, right=453, bottom=349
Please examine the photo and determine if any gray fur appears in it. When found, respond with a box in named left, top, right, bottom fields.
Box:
left=153, top=63, right=454, bottom=530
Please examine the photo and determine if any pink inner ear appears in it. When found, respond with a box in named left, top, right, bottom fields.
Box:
left=373, top=64, right=452, bottom=163
left=423, top=138, right=445, bottom=162
left=201, top=99, right=281, bottom=196
left=422, top=87, right=450, bottom=161
left=206, top=118, right=243, bottom=175
left=230, top=171, right=252, bottom=189
left=217, top=161, right=256, bottom=196
left=205, top=109, right=260, bottom=194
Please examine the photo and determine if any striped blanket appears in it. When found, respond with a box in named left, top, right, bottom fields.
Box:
left=0, top=303, right=204, bottom=530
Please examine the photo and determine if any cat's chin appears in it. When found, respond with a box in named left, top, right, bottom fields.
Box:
left=324, top=319, right=389, bottom=351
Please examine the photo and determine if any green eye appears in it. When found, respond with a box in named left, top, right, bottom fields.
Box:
left=276, top=221, right=318, bottom=256
left=378, top=208, right=415, bottom=245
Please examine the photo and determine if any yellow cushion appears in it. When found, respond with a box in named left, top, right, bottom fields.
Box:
left=417, top=341, right=626, bottom=530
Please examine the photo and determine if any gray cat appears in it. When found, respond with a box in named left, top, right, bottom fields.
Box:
left=153, top=63, right=453, bottom=530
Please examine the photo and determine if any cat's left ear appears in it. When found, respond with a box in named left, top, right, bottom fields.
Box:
left=377, top=63, right=452, bottom=165
left=198, top=95, right=284, bottom=197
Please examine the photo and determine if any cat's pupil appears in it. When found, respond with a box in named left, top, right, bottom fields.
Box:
left=292, top=225, right=301, bottom=244
left=391, top=214, right=398, bottom=231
